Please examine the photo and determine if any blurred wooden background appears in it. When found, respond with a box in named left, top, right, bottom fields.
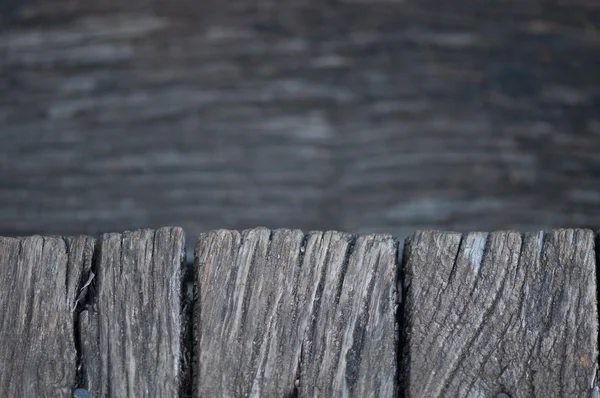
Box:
left=1, top=0, right=599, bottom=240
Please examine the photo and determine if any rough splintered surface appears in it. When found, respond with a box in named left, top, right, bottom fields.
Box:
left=194, top=227, right=398, bottom=397
left=403, top=229, right=598, bottom=397
left=0, top=226, right=599, bottom=397
left=0, top=235, right=95, bottom=397
left=79, top=227, right=185, bottom=397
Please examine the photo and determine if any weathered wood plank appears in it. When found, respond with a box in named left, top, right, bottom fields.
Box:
left=403, top=229, right=598, bottom=397
left=194, top=228, right=303, bottom=397
left=0, top=235, right=95, bottom=396
left=79, top=227, right=185, bottom=397
left=299, top=232, right=398, bottom=397
left=194, top=228, right=398, bottom=397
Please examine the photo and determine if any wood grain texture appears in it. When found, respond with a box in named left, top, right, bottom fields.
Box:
left=299, top=231, right=398, bottom=397
left=402, top=229, right=598, bottom=397
left=1, top=0, right=600, bottom=241
left=79, top=227, right=185, bottom=397
left=194, top=227, right=398, bottom=397
left=0, top=235, right=95, bottom=397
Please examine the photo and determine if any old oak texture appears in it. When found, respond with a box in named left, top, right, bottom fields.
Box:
left=194, top=227, right=398, bottom=396
left=1, top=226, right=598, bottom=397
left=402, top=229, right=598, bottom=397
left=79, top=227, right=185, bottom=396
left=0, top=235, right=95, bottom=396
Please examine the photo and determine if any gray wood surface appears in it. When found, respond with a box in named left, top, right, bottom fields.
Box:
left=402, top=229, right=598, bottom=397
left=79, top=227, right=185, bottom=397
left=194, top=227, right=398, bottom=397
left=0, top=235, right=95, bottom=397
left=1, top=0, right=599, bottom=241
left=2, top=226, right=598, bottom=396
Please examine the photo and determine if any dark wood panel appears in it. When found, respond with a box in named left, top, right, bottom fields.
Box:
left=79, top=227, right=185, bottom=396
left=402, top=229, right=598, bottom=397
left=0, top=235, right=95, bottom=396
left=1, top=0, right=599, bottom=240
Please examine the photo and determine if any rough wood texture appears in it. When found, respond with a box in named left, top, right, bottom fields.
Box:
left=299, top=231, right=398, bottom=397
left=403, top=229, right=598, bottom=397
left=1, top=0, right=599, bottom=241
left=79, top=227, right=185, bottom=397
left=194, top=227, right=398, bottom=397
left=0, top=235, right=95, bottom=396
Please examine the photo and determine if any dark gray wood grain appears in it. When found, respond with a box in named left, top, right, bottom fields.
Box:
left=0, top=235, right=95, bottom=397
left=1, top=0, right=599, bottom=242
left=299, top=232, right=398, bottom=397
left=403, top=229, right=598, bottom=397
left=194, top=228, right=398, bottom=397
left=79, top=227, right=185, bottom=397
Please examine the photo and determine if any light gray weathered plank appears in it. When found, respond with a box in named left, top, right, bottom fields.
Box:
left=0, top=235, right=95, bottom=396
left=79, top=227, right=185, bottom=397
left=194, top=227, right=398, bottom=397
left=402, top=229, right=598, bottom=397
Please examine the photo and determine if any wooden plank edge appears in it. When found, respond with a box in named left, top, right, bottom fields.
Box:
left=67, top=228, right=187, bottom=397
left=596, top=229, right=600, bottom=397
left=192, top=228, right=401, bottom=397
left=400, top=228, right=599, bottom=397
left=4, top=226, right=597, bottom=397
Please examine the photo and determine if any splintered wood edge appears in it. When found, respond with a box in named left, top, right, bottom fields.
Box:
left=193, top=228, right=399, bottom=397
left=79, top=227, right=185, bottom=397
left=0, top=235, right=95, bottom=397
left=1, top=227, right=598, bottom=398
